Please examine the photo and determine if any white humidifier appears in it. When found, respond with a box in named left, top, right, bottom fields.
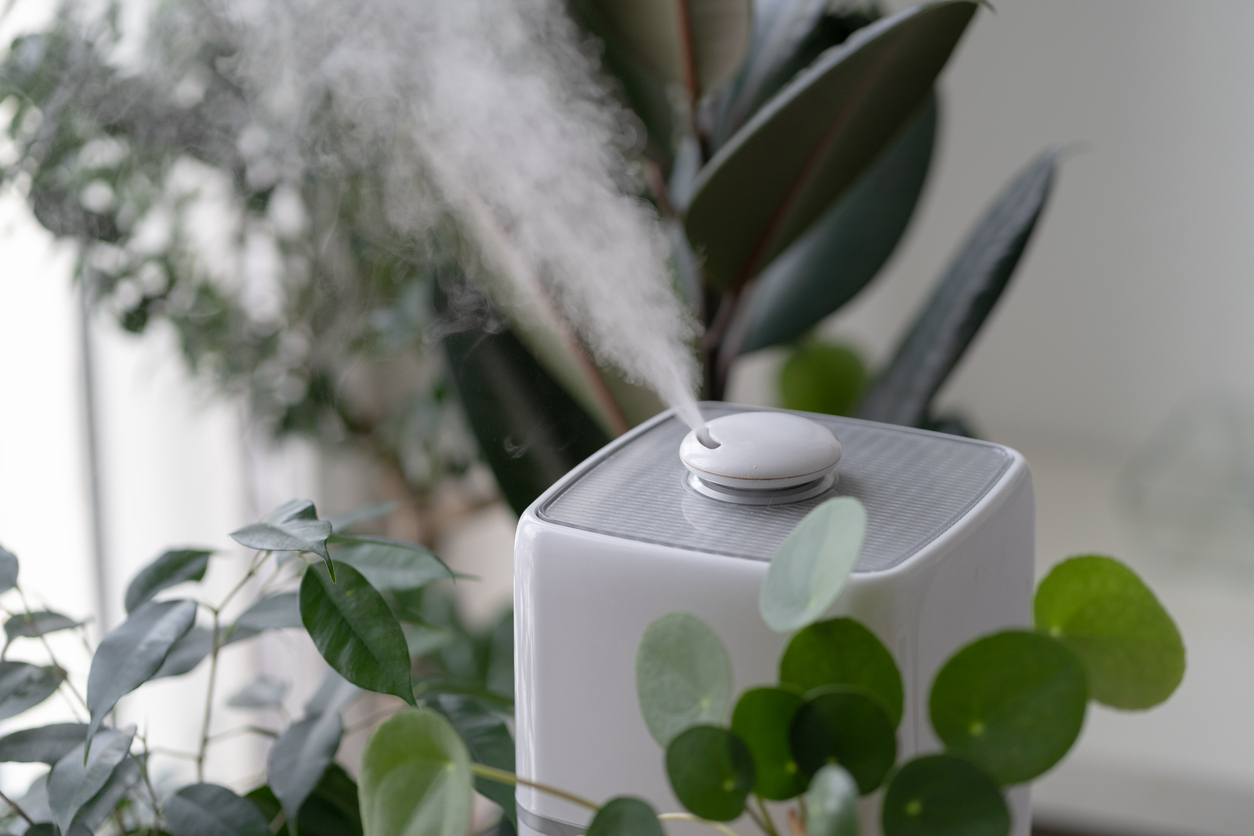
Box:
left=514, top=403, right=1034, bottom=836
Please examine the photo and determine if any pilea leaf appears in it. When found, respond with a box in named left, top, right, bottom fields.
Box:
left=665, top=725, right=755, bottom=822
left=881, top=754, right=1009, bottom=836
left=760, top=497, right=866, bottom=633
left=805, top=764, right=859, bottom=836
left=779, top=618, right=903, bottom=725
left=636, top=613, right=733, bottom=747
left=789, top=686, right=896, bottom=795
left=586, top=797, right=664, bottom=836
left=730, top=686, right=806, bottom=800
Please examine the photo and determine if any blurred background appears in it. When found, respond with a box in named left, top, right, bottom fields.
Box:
left=3, top=1, right=1254, bottom=835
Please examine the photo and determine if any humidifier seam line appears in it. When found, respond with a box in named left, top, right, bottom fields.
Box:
left=517, top=804, right=585, bottom=836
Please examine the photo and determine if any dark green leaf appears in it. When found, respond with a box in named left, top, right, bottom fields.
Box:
left=636, top=613, right=732, bottom=747
left=805, top=764, right=859, bottom=836
left=0, top=723, right=88, bottom=764
left=0, top=546, right=17, bottom=594
left=685, top=1, right=977, bottom=289
left=75, top=754, right=142, bottom=830
left=485, top=609, right=514, bottom=701
left=739, top=95, right=937, bottom=353
left=779, top=618, right=903, bottom=726
left=268, top=710, right=343, bottom=824
left=332, top=539, right=452, bottom=591
left=666, top=726, right=755, bottom=821
left=586, top=797, right=664, bottom=836
left=789, top=686, right=896, bottom=795
left=123, top=549, right=212, bottom=613
left=930, top=631, right=1087, bottom=785
left=228, top=675, right=288, bottom=709
left=881, top=755, right=1009, bottom=836
left=231, top=500, right=332, bottom=575
left=48, top=726, right=134, bottom=834
left=300, top=562, right=415, bottom=705
left=248, top=764, right=363, bottom=836
left=433, top=695, right=516, bottom=824
left=1035, top=556, right=1184, bottom=710
left=4, top=611, right=81, bottom=642
left=167, top=783, right=270, bottom=836
left=0, top=662, right=65, bottom=721
left=86, top=599, right=197, bottom=744
left=778, top=342, right=868, bottom=417
left=152, top=628, right=213, bottom=679
left=858, top=149, right=1061, bottom=427
left=730, top=687, right=805, bottom=800
left=327, top=503, right=398, bottom=534
left=760, top=497, right=866, bottom=633
left=358, top=708, right=473, bottom=836
left=228, top=593, right=303, bottom=643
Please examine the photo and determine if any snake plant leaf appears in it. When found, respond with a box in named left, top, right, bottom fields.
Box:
left=4, top=611, right=82, bottom=643
left=359, top=709, right=473, bottom=836
left=685, top=1, right=976, bottom=290
left=881, top=754, right=1009, bottom=836
left=269, top=710, right=344, bottom=825
left=48, top=725, right=135, bottom=834
left=738, top=94, right=937, bottom=353
left=760, top=497, right=866, bottom=633
left=804, top=764, right=859, bottom=836
left=167, top=783, right=271, bottom=836
left=123, top=548, right=212, bottom=613
left=587, top=797, right=665, bottom=836
left=431, top=695, right=516, bottom=825
left=858, top=148, right=1062, bottom=427
left=300, top=562, right=415, bottom=705
left=0, top=662, right=64, bottom=721
left=86, top=599, right=197, bottom=746
left=636, top=613, right=733, bottom=747
left=0, top=546, right=17, bottom=594
left=579, top=0, right=752, bottom=97
left=231, top=500, right=333, bottom=576
left=0, top=723, right=89, bottom=764
left=151, top=627, right=214, bottom=679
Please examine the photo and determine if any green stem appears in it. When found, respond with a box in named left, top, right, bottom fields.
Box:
left=196, top=608, right=220, bottom=782
left=468, top=764, right=599, bottom=812
left=658, top=813, right=740, bottom=836
left=17, top=587, right=89, bottom=716
left=754, top=795, right=781, bottom=836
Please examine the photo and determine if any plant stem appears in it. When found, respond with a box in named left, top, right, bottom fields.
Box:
left=0, top=788, right=35, bottom=826
left=754, top=795, right=781, bottom=836
left=196, top=608, right=220, bottom=781
left=658, top=813, right=740, bottom=836
left=468, top=763, right=599, bottom=812
left=17, top=587, right=90, bottom=716
left=137, top=735, right=164, bottom=832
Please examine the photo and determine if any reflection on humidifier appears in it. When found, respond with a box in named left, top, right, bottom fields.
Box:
left=514, top=403, right=1035, bottom=836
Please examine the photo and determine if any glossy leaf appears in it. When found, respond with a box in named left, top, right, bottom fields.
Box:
left=805, top=764, right=859, bottom=836
left=269, top=710, right=344, bottom=823
left=858, top=149, right=1061, bottom=427
left=760, top=497, right=866, bottom=633
left=327, top=502, right=398, bottom=534
left=778, top=342, right=868, bottom=417
left=152, top=627, right=213, bottom=679
left=4, top=610, right=81, bottom=642
left=930, top=631, right=1087, bottom=785
left=333, top=539, right=452, bottom=591
left=881, top=755, right=1009, bottom=836
left=75, top=754, right=142, bottom=830
left=587, top=797, right=664, bottom=836
left=167, top=783, right=270, bottom=836
left=636, top=613, right=733, bottom=747
left=739, top=95, right=937, bottom=353
left=48, top=726, right=135, bottom=834
left=581, top=0, right=752, bottom=96
left=231, top=500, right=333, bottom=575
left=730, top=686, right=805, bottom=800
left=789, top=686, right=896, bottom=794
left=1035, top=556, right=1184, bottom=710
left=247, top=764, right=363, bottom=836
left=432, top=695, right=516, bottom=824
left=779, top=618, right=903, bottom=725
left=228, top=592, right=303, bottom=643
left=685, top=1, right=977, bottom=289
left=358, top=708, right=473, bottom=836
left=0, top=661, right=65, bottom=721
left=228, top=675, right=289, bottom=709
left=85, top=598, right=197, bottom=744
left=0, top=546, right=17, bottom=593
left=123, top=548, right=211, bottom=613
left=0, top=723, right=88, bottom=764
left=300, top=562, right=415, bottom=705
left=665, top=725, right=755, bottom=821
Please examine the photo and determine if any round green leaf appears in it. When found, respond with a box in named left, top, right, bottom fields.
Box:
left=804, top=764, right=859, bottom=836
left=636, top=613, right=732, bottom=747
left=789, top=686, right=896, bottom=795
left=300, top=561, right=415, bottom=705
left=761, top=497, right=867, bottom=633
left=166, top=783, right=270, bottom=836
left=586, top=797, right=664, bottom=836
left=665, top=726, right=755, bottom=821
left=359, top=708, right=472, bottom=836
left=730, top=687, right=805, bottom=800
left=779, top=343, right=868, bottom=417
left=1035, top=555, right=1184, bottom=710
left=930, top=631, right=1087, bottom=785
left=779, top=618, right=903, bottom=726
left=881, top=755, right=1009, bottom=836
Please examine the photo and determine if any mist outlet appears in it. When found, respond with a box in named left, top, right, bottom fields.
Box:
left=679, top=411, right=842, bottom=505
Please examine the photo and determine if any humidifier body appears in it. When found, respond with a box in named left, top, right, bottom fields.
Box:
left=514, top=404, right=1035, bottom=836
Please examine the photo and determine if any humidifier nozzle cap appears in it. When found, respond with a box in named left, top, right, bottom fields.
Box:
left=680, top=411, right=841, bottom=491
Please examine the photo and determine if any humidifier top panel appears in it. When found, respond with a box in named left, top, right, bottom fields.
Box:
left=538, top=404, right=1014, bottom=572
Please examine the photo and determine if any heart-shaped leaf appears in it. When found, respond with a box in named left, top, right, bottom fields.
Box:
left=1035, top=555, right=1184, bottom=710
left=152, top=627, right=214, bottom=679
left=359, top=709, right=473, bottom=836
left=300, top=562, right=415, bottom=705
left=167, top=783, right=270, bottom=836
left=930, top=631, right=1087, bottom=785
left=805, top=764, right=859, bottom=836
left=232, top=500, right=333, bottom=576
left=636, top=613, right=733, bottom=747
left=587, top=797, right=664, bottom=836
left=124, top=548, right=212, bottom=613
left=857, top=148, right=1061, bottom=427
left=685, top=1, right=977, bottom=289
left=730, top=686, right=805, bottom=800
left=86, top=598, right=197, bottom=745
left=332, top=538, right=453, bottom=591
left=269, top=710, right=344, bottom=823
left=0, top=723, right=88, bottom=764
left=789, top=686, right=896, bottom=795
left=881, top=754, right=1009, bottom=836
left=666, top=725, right=756, bottom=821
left=760, top=497, right=866, bottom=633
left=0, top=661, right=65, bottom=721
left=779, top=618, right=903, bottom=725
left=228, top=592, right=303, bottom=643
left=228, top=675, right=289, bottom=710
left=0, top=546, right=17, bottom=593
left=4, top=611, right=82, bottom=642
left=48, top=726, right=135, bottom=834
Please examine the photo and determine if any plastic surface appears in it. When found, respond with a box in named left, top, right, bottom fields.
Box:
left=680, top=411, right=842, bottom=489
